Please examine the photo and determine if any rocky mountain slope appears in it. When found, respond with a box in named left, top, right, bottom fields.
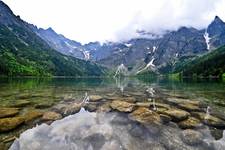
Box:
left=0, top=1, right=105, bottom=76
left=99, top=16, right=225, bottom=75
left=36, top=15, right=225, bottom=76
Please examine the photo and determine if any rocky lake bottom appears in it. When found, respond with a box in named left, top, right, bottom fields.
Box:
left=0, top=77, right=225, bottom=150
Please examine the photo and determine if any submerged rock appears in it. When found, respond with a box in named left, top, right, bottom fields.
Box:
left=178, top=103, right=202, bottom=112
left=100, top=140, right=122, bottom=150
left=89, top=95, right=103, bottom=102
left=178, top=117, right=202, bottom=129
left=22, top=110, right=43, bottom=123
left=2, top=136, right=17, bottom=143
left=52, top=103, right=81, bottom=116
left=166, top=98, right=200, bottom=106
left=163, top=109, right=190, bottom=122
left=160, top=114, right=172, bottom=124
left=0, top=117, right=24, bottom=132
left=192, top=112, right=225, bottom=128
left=210, top=128, right=224, bottom=140
left=110, top=100, right=136, bottom=112
left=181, top=129, right=203, bottom=146
left=10, top=100, right=31, bottom=107
left=0, top=108, right=19, bottom=118
left=63, top=103, right=81, bottom=116
left=42, top=112, right=62, bottom=121
left=106, top=96, right=136, bottom=103
left=16, top=94, right=30, bottom=99
left=136, top=102, right=170, bottom=109
left=97, top=103, right=112, bottom=113
left=52, top=104, right=68, bottom=113
left=35, top=102, right=54, bottom=109
left=148, top=143, right=166, bottom=150
left=84, top=103, right=98, bottom=112
left=129, top=107, right=161, bottom=125
left=83, top=133, right=106, bottom=150
left=0, top=143, right=6, bottom=150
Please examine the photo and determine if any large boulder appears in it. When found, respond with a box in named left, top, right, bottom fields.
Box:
left=0, top=117, right=24, bottom=132
left=110, top=100, right=136, bottom=112
left=0, top=108, right=19, bottom=118
left=162, top=109, right=190, bottom=122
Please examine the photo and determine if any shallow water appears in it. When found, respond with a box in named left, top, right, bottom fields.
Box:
left=0, top=77, right=225, bottom=149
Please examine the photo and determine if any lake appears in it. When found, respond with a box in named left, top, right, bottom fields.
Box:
left=0, top=77, right=225, bottom=150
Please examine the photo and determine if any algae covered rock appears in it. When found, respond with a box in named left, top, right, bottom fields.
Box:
left=42, top=111, right=62, bottom=121
left=0, top=108, right=19, bottom=118
left=0, top=117, right=24, bottom=132
left=22, top=109, right=43, bottom=123
left=110, top=100, right=136, bottom=113
left=129, top=107, right=161, bottom=125
left=178, top=117, right=202, bottom=129
left=89, top=95, right=103, bottom=102
left=192, top=112, right=225, bottom=128
left=163, top=108, right=190, bottom=122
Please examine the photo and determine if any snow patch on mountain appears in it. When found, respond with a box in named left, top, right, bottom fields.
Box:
left=152, top=46, right=157, bottom=53
left=125, top=43, right=132, bottom=47
left=83, top=50, right=90, bottom=60
left=136, top=57, right=155, bottom=74
left=204, top=30, right=211, bottom=50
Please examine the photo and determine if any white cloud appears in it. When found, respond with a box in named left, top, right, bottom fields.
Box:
left=2, top=0, right=225, bottom=43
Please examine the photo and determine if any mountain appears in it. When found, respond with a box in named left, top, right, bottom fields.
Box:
left=172, top=45, right=225, bottom=78
left=34, top=27, right=129, bottom=62
left=98, top=27, right=208, bottom=74
left=207, top=16, right=225, bottom=49
left=0, top=1, right=105, bottom=76
left=33, top=14, right=225, bottom=76
left=96, top=16, right=225, bottom=75
left=32, top=27, right=90, bottom=60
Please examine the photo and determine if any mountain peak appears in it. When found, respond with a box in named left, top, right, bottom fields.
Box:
left=46, top=27, right=55, bottom=32
left=0, top=1, right=13, bottom=14
left=207, top=15, right=225, bottom=37
left=213, top=15, right=223, bottom=23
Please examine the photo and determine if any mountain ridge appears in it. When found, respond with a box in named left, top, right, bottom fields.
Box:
left=35, top=15, right=225, bottom=76
left=0, top=1, right=106, bottom=77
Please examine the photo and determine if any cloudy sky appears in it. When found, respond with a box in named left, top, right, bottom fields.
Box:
left=3, top=0, right=225, bottom=44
